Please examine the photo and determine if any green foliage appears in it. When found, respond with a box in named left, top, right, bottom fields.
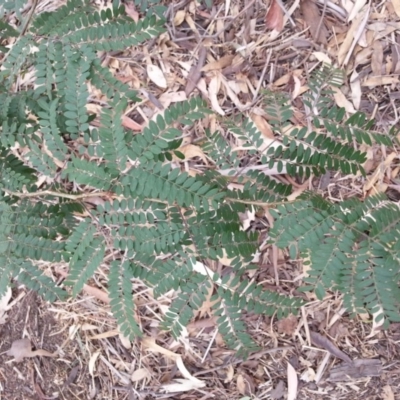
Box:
left=269, top=194, right=400, bottom=327
left=0, top=0, right=399, bottom=358
left=0, top=198, right=69, bottom=300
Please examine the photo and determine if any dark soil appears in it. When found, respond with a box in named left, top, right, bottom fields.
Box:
left=0, top=290, right=86, bottom=400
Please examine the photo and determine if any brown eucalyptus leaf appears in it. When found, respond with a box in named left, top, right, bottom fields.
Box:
left=265, top=0, right=284, bottom=32
left=310, top=331, right=352, bottom=364
left=185, top=46, right=207, bottom=96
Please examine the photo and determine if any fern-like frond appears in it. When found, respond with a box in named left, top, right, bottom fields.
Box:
left=63, top=45, right=92, bottom=138
left=277, top=126, right=367, bottom=177
left=161, top=271, right=212, bottom=339
left=226, top=116, right=266, bottom=156
left=270, top=194, right=400, bottom=325
left=15, top=259, right=67, bottom=301
left=109, top=260, right=142, bottom=339
left=201, top=129, right=241, bottom=171
left=34, top=42, right=58, bottom=98
left=0, top=19, right=19, bottom=37
left=123, top=161, right=225, bottom=210
left=304, top=64, right=344, bottom=112
left=128, top=97, right=212, bottom=163
left=65, top=219, right=105, bottom=296
left=262, top=90, right=293, bottom=134
left=130, top=252, right=194, bottom=297
left=97, top=98, right=128, bottom=173
left=63, top=15, right=165, bottom=51
left=0, top=200, right=66, bottom=261
left=32, top=0, right=93, bottom=36
left=0, top=200, right=68, bottom=301
left=0, top=36, right=34, bottom=89
left=89, top=59, right=140, bottom=102
left=97, top=197, right=190, bottom=255
left=63, top=157, right=118, bottom=189
left=213, top=290, right=260, bottom=359
left=26, top=138, right=58, bottom=177
left=0, top=256, right=14, bottom=298
left=36, top=97, right=69, bottom=163
left=0, top=149, right=37, bottom=191
left=3, top=0, right=397, bottom=358
left=313, top=107, right=394, bottom=147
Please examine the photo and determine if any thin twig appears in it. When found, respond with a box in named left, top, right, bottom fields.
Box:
left=315, top=0, right=328, bottom=44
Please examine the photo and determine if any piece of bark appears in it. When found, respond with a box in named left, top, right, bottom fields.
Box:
left=328, top=359, right=382, bottom=382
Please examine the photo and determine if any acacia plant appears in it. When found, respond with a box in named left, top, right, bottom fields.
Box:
left=0, top=0, right=399, bottom=357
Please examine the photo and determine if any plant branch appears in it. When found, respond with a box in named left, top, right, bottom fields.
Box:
left=3, top=189, right=111, bottom=201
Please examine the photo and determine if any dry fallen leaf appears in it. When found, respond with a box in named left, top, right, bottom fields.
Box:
left=270, top=380, right=285, bottom=399
left=310, top=331, right=353, bottom=364
left=391, top=0, right=400, bottom=18
left=350, top=70, right=362, bottom=110
left=176, top=144, right=208, bottom=164
left=362, top=75, right=399, bottom=87
left=287, top=362, right=298, bottom=400
left=338, top=5, right=370, bottom=66
left=185, top=46, right=207, bottom=96
left=371, top=41, right=383, bottom=76
left=173, top=10, right=186, bottom=26
left=300, top=0, right=328, bottom=44
left=364, top=152, right=397, bottom=193
left=123, top=1, right=139, bottom=22
left=265, top=0, right=284, bottom=32
left=202, top=54, right=235, bottom=72
left=159, top=91, right=187, bottom=109
left=131, top=368, right=151, bottom=383
left=382, top=385, right=395, bottom=400
left=122, top=115, right=142, bottom=131
left=208, top=73, right=225, bottom=116
left=7, top=338, right=57, bottom=362
left=237, top=374, right=247, bottom=396
left=141, top=337, right=205, bottom=392
left=347, top=0, right=367, bottom=21
left=277, top=315, right=298, bottom=335
left=57, top=268, right=110, bottom=304
left=331, top=86, right=356, bottom=113
left=89, top=350, right=101, bottom=376
left=147, top=64, right=167, bottom=89
left=251, top=113, right=274, bottom=139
